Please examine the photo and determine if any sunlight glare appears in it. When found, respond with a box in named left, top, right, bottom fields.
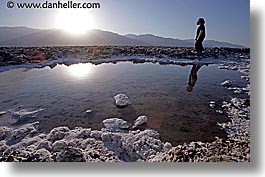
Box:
left=67, top=63, right=93, bottom=78
left=56, top=10, right=95, bottom=35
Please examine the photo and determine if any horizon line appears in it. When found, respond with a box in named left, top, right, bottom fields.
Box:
left=0, top=25, right=247, bottom=47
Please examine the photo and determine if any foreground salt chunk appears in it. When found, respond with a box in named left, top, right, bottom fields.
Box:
left=114, top=94, right=130, bottom=107
left=221, top=80, right=232, bottom=88
left=133, top=116, right=148, bottom=128
left=103, top=118, right=129, bottom=130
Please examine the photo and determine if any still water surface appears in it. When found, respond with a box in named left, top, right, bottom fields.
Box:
left=0, top=62, right=247, bottom=145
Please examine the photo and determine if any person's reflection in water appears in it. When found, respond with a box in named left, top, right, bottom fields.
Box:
left=186, top=65, right=202, bottom=92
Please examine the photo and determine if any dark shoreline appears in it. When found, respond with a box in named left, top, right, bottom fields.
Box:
left=0, top=46, right=250, bottom=68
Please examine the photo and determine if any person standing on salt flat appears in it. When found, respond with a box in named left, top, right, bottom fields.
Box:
left=195, top=18, right=206, bottom=53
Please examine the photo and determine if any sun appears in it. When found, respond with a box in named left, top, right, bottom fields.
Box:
left=56, top=10, right=95, bottom=35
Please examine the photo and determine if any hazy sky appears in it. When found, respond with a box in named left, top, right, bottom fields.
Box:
left=0, top=0, right=250, bottom=46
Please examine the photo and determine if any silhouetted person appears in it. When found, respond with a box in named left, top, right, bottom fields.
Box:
left=186, top=65, right=202, bottom=92
left=195, top=18, right=206, bottom=53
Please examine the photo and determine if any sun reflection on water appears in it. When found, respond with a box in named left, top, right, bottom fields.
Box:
left=67, top=63, right=93, bottom=78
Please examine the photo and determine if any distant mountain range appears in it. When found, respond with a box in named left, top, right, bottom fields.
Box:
left=0, top=27, right=245, bottom=48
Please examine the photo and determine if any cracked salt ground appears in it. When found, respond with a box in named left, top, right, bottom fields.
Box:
left=0, top=115, right=250, bottom=162
left=0, top=117, right=170, bottom=162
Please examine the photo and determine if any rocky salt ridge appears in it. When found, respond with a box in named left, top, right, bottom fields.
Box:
left=0, top=46, right=250, bottom=72
left=0, top=46, right=250, bottom=162
left=0, top=117, right=173, bottom=162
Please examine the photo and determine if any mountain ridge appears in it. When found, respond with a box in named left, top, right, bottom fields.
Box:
left=0, top=27, right=246, bottom=48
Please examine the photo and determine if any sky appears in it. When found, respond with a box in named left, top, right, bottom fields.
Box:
left=0, top=0, right=250, bottom=46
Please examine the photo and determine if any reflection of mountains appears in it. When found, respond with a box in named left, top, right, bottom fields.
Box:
left=0, top=27, right=245, bottom=47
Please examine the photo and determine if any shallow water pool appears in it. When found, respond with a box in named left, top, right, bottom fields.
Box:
left=0, top=61, right=248, bottom=145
